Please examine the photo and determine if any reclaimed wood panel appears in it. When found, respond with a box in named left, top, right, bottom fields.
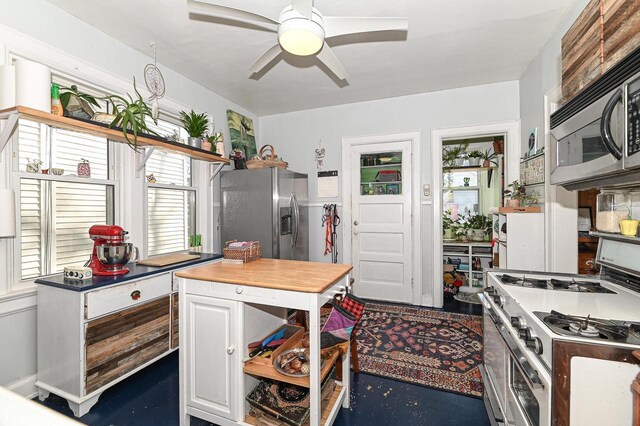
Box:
left=562, top=0, right=603, bottom=102
left=176, top=259, right=352, bottom=293
left=603, top=0, right=640, bottom=72
left=85, top=297, right=170, bottom=393
left=171, top=293, right=179, bottom=349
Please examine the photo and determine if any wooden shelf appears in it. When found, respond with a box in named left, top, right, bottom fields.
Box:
left=0, top=106, right=230, bottom=164
left=244, top=383, right=345, bottom=426
left=445, top=166, right=497, bottom=172
left=243, top=348, right=340, bottom=388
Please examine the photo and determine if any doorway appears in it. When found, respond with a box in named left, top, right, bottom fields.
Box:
left=431, top=122, right=520, bottom=308
left=342, top=132, right=421, bottom=304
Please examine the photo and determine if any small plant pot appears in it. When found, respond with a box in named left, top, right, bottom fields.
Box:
left=506, top=199, right=521, bottom=208
left=201, top=141, right=212, bottom=151
left=234, top=159, right=247, bottom=170
left=468, top=158, right=481, bottom=167
left=443, top=228, right=452, bottom=240
left=620, top=219, right=639, bottom=237
left=187, top=137, right=201, bottom=148
left=470, top=229, right=484, bottom=241
left=454, top=158, right=465, bottom=167
left=483, top=160, right=491, bottom=168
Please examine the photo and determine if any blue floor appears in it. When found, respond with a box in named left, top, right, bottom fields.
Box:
left=37, top=297, right=489, bottom=425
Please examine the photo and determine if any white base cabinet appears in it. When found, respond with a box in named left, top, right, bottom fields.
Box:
left=36, top=258, right=220, bottom=417
left=183, top=295, right=242, bottom=422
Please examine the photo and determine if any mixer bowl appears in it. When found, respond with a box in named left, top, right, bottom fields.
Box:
left=96, top=243, right=137, bottom=266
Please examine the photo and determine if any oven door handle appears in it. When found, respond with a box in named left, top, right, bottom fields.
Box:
left=479, top=294, right=544, bottom=390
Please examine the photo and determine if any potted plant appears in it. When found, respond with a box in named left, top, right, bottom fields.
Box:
left=104, top=78, right=160, bottom=150
left=480, top=148, right=498, bottom=168
left=467, top=214, right=487, bottom=241
left=483, top=215, right=494, bottom=241
left=443, top=209, right=453, bottom=240
left=230, top=148, right=246, bottom=169
left=442, top=143, right=468, bottom=172
left=180, top=109, right=210, bottom=148
left=202, top=134, right=217, bottom=152
left=504, top=180, right=538, bottom=207
left=467, top=150, right=483, bottom=167
left=60, top=85, right=101, bottom=119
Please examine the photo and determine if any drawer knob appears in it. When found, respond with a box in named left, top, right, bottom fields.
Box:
left=236, top=286, right=243, bottom=294
left=227, top=345, right=235, bottom=355
left=131, top=290, right=141, bottom=300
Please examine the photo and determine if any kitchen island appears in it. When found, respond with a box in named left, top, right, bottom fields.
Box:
left=176, top=258, right=353, bottom=426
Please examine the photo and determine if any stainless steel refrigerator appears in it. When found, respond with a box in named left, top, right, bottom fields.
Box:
left=221, top=168, right=309, bottom=261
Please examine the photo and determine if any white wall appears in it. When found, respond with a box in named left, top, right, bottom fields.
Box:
left=0, top=0, right=257, bottom=394
left=260, top=81, right=520, bottom=305
left=518, top=0, right=590, bottom=273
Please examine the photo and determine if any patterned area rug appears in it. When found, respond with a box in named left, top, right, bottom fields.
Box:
left=355, top=302, right=483, bottom=397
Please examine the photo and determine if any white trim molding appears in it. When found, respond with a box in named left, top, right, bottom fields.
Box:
left=6, top=374, right=38, bottom=399
left=431, top=121, right=520, bottom=308
left=341, top=131, right=422, bottom=305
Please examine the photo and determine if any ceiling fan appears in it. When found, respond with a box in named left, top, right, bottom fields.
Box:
left=187, top=0, right=409, bottom=82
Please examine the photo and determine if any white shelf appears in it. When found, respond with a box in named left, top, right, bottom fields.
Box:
left=360, top=164, right=401, bottom=169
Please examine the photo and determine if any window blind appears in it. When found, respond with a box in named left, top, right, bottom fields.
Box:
left=18, top=120, right=113, bottom=280
left=145, top=118, right=195, bottom=257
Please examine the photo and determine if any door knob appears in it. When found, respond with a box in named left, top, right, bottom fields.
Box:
left=227, top=345, right=235, bottom=355
left=354, top=220, right=359, bottom=226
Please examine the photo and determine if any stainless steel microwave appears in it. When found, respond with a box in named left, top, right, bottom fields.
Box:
left=550, top=47, right=640, bottom=191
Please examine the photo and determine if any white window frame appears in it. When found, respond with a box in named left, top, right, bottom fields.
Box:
left=9, top=129, right=119, bottom=292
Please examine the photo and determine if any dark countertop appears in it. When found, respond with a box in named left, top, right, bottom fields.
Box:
left=35, top=252, right=223, bottom=292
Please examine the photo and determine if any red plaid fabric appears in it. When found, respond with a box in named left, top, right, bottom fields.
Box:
left=339, top=293, right=365, bottom=323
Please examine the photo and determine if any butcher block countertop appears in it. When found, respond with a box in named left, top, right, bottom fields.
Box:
left=176, top=258, right=352, bottom=293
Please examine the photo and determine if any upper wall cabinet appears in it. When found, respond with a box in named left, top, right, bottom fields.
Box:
left=562, top=0, right=640, bottom=103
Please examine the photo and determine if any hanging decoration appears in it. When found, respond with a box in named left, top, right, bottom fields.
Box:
left=315, top=140, right=325, bottom=171
left=322, top=204, right=340, bottom=263
left=144, top=41, right=165, bottom=121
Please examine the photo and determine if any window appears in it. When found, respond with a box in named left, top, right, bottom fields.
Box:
left=443, top=170, right=479, bottom=216
left=145, top=119, right=196, bottom=256
left=16, top=120, right=115, bottom=280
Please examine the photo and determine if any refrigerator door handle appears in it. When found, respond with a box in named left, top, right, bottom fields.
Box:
left=291, top=192, right=300, bottom=249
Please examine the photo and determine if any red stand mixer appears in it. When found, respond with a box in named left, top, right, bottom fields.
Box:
left=88, top=225, right=138, bottom=276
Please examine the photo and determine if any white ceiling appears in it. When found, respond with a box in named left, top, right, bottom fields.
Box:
left=46, top=0, right=579, bottom=116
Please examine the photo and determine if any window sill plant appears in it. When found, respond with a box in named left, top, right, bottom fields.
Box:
left=467, top=150, right=482, bottom=167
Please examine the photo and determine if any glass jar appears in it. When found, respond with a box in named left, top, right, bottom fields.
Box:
left=596, top=191, right=630, bottom=233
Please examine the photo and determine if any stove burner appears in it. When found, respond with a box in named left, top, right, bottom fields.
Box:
left=498, top=275, right=616, bottom=293
left=499, top=274, right=549, bottom=289
left=549, top=278, right=608, bottom=293
left=543, top=311, right=629, bottom=341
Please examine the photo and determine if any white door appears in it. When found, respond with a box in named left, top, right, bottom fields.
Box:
left=184, top=294, right=241, bottom=421
left=350, top=141, right=412, bottom=303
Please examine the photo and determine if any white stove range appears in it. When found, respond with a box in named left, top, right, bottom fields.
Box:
left=480, top=234, right=640, bottom=426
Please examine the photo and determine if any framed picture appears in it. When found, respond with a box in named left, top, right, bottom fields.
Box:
left=528, top=128, right=538, bottom=157
left=578, top=206, right=592, bottom=232
left=386, top=183, right=399, bottom=194
left=226, top=110, right=257, bottom=159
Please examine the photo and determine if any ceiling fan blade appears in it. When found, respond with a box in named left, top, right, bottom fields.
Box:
left=249, top=44, right=283, bottom=75
left=188, top=0, right=279, bottom=27
left=291, top=0, right=313, bottom=19
left=324, top=17, right=409, bottom=38
left=316, top=43, right=349, bottom=81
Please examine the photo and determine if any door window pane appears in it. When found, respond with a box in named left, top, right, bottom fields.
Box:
left=360, top=151, right=402, bottom=195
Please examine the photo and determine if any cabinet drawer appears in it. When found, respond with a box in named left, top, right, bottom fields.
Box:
left=85, top=297, right=170, bottom=393
left=85, top=273, right=172, bottom=320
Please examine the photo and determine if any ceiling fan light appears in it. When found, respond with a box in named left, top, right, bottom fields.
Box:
left=278, top=19, right=325, bottom=56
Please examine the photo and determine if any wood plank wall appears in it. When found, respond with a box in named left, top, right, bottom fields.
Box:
left=171, top=293, right=179, bottom=349
left=562, top=0, right=640, bottom=103
left=85, top=297, right=170, bottom=393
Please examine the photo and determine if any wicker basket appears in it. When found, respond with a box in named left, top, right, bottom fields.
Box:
left=223, top=240, right=261, bottom=263
left=246, top=145, right=288, bottom=169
